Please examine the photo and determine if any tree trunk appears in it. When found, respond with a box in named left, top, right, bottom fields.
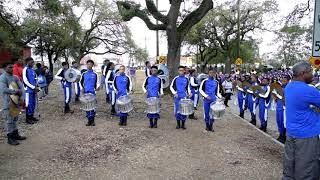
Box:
left=48, top=52, right=53, bottom=73
left=225, top=56, right=231, bottom=74
left=166, top=26, right=181, bottom=80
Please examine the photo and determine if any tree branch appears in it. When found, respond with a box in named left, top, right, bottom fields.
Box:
left=145, top=0, right=168, bottom=24
left=116, top=1, right=166, bottom=30
left=177, top=0, right=213, bottom=38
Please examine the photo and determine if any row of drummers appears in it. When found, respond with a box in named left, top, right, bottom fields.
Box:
left=234, top=73, right=292, bottom=143
left=75, top=63, right=226, bottom=131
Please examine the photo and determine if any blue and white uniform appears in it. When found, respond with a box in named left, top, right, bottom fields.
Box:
left=190, top=75, right=199, bottom=108
left=142, top=75, right=163, bottom=119
left=236, top=83, right=247, bottom=116
left=23, top=65, right=37, bottom=117
left=258, top=85, right=271, bottom=129
left=247, top=82, right=259, bottom=121
left=144, top=67, right=151, bottom=77
left=272, top=85, right=286, bottom=136
left=170, top=75, right=191, bottom=121
left=113, top=73, right=132, bottom=117
left=55, top=68, right=72, bottom=107
left=72, top=68, right=81, bottom=100
left=199, top=77, right=222, bottom=125
left=80, top=69, right=99, bottom=120
left=104, top=67, right=115, bottom=106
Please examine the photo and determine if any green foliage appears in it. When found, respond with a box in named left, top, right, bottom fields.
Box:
left=275, top=25, right=311, bottom=66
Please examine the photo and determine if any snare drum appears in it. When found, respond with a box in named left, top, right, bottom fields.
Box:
left=210, top=99, right=226, bottom=119
left=116, top=95, right=133, bottom=113
left=179, top=99, right=194, bottom=116
left=79, top=93, right=97, bottom=111
left=145, top=97, right=160, bottom=114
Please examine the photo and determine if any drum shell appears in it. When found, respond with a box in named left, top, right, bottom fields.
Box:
left=210, top=100, right=226, bottom=119
left=179, top=99, right=194, bottom=116
left=145, top=97, right=160, bottom=114
left=79, top=94, right=97, bottom=111
left=116, top=95, right=133, bottom=113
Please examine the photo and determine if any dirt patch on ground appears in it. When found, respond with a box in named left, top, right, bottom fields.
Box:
left=0, top=71, right=283, bottom=179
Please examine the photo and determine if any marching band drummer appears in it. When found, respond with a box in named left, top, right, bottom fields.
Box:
left=113, top=65, right=132, bottom=126
left=189, top=69, right=199, bottom=120
left=23, top=57, right=39, bottom=124
left=0, top=62, right=26, bottom=145
left=104, top=62, right=116, bottom=115
left=258, top=76, right=271, bottom=132
left=170, top=66, right=191, bottom=130
left=71, top=61, right=81, bottom=102
left=199, top=68, right=222, bottom=132
left=55, top=62, right=73, bottom=114
left=142, top=66, right=163, bottom=128
left=272, top=75, right=290, bottom=143
left=80, top=60, right=100, bottom=126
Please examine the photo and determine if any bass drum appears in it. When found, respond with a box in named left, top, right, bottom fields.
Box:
left=116, top=95, right=133, bottom=113
left=64, top=68, right=81, bottom=82
left=179, top=99, right=194, bottom=116
left=158, top=75, right=170, bottom=89
left=197, top=73, right=209, bottom=83
left=79, top=93, right=97, bottom=111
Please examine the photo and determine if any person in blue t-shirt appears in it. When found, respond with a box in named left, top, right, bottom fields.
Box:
left=283, top=61, right=320, bottom=180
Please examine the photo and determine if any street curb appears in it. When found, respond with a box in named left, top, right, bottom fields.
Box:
left=228, top=110, right=284, bottom=148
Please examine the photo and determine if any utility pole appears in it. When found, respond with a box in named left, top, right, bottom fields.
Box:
left=156, top=0, right=159, bottom=63
left=237, top=0, right=241, bottom=58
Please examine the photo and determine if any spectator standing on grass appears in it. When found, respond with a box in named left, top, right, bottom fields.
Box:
left=283, top=61, right=320, bottom=180
left=43, top=66, right=53, bottom=96
left=12, top=58, right=24, bottom=82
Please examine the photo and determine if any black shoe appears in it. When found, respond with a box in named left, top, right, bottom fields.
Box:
left=153, top=118, right=158, bottom=128
left=239, top=112, right=244, bottom=119
left=26, top=115, right=35, bottom=124
left=205, top=123, right=210, bottom=131
left=12, top=130, right=26, bottom=140
left=249, top=118, right=256, bottom=126
left=7, top=133, right=19, bottom=145
left=209, top=123, right=214, bottom=132
left=75, top=97, right=80, bottom=102
left=64, top=105, right=74, bottom=114
left=86, top=118, right=92, bottom=126
left=149, top=119, right=154, bottom=128
left=181, top=121, right=186, bottom=130
left=31, top=115, right=39, bottom=122
left=176, top=120, right=181, bottom=129
left=189, top=113, right=197, bottom=120
left=119, top=117, right=124, bottom=126
left=123, top=117, right=127, bottom=126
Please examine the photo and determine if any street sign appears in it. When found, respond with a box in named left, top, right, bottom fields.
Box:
left=312, top=0, right=320, bottom=57
left=235, top=58, right=243, bottom=65
left=159, top=56, right=167, bottom=64
left=309, top=56, right=320, bottom=69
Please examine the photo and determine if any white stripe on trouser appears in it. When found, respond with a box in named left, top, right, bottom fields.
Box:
left=111, top=91, right=116, bottom=105
left=264, top=109, right=268, bottom=122
left=242, top=100, right=245, bottom=110
left=253, top=102, right=256, bottom=115
left=65, top=87, right=70, bottom=103
left=74, top=83, right=78, bottom=95
left=105, top=83, right=109, bottom=94
left=193, top=94, right=198, bottom=107
left=283, top=108, right=286, bottom=128
left=25, top=93, right=29, bottom=107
